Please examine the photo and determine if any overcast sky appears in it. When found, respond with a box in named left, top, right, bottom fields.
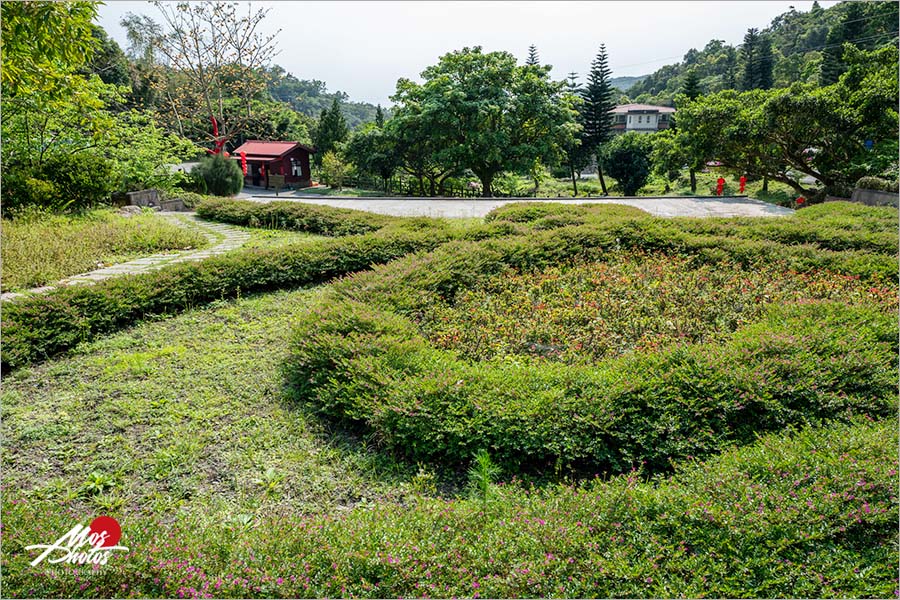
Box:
left=97, top=1, right=838, bottom=107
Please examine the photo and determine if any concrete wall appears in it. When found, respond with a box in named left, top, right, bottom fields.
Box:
left=126, top=189, right=160, bottom=208
left=850, top=188, right=899, bottom=207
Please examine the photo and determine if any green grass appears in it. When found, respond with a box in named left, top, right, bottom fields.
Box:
left=1, top=208, right=207, bottom=291
left=240, top=227, right=328, bottom=250
left=0, top=287, right=417, bottom=518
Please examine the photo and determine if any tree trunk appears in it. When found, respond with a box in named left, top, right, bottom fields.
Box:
left=598, top=164, right=608, bottom=196
left=417, top=175, right=425, bottom=196
left=689, top=168, right=697, bottom=193
left=762, top=176, right=768, bottom=193
left=478, top=172, right=494, bottom=197
left=570, top=162, right=578, bottom=196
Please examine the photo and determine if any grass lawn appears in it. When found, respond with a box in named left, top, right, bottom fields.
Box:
left=1, top=287, right=415, bottom=516
left=239, top=226, right=328, bottom=250
left=1, top=209, right=207, bottom=291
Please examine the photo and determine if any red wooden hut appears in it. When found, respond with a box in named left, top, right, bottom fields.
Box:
left=231, top=140, right=316, bottom=189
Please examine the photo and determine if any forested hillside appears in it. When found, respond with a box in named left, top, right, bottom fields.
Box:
left=265, top=66, right=385, bottom=130
left=625, top=0, right=898, bottom=105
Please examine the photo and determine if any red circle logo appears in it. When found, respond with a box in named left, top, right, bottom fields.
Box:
left=89, top=516, right=122, bottom=547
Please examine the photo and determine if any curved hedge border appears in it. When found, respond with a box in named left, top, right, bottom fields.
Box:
left=0, top=225, right=454, bottom=372
left=286, top=210, right=898, bottom=476
left=196, top=197, right=396, bottom=236
left=288, top=294, right=896, bottom=476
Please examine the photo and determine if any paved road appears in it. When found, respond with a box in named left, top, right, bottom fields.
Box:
left=243, top=194, right=794, bottom=218
left=1, top=213, right=250, bottom=302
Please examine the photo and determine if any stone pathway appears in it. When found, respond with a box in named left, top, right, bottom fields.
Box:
left=1, top=212, right=250, bottom=302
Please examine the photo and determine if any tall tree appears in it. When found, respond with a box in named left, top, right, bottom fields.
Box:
left=741, top=28, right=774, bottom=90
left=375, top=104, right=385, bottom=127
left=149, top=1, right=279, bottom=148
left=344, top=123, right=399, bottom=193
left=313, top=97, right=349, bottom=166
left=390, top=47, right=577, bottom=197
left=740, top=28, right=761, bottom=90
left=756, top=35, right=774, bottom=90
left=0, top=1, right=98, bottom=99
left=580, top=45, right=616, bottom=195
left=820, top=2, right=868, bottom=86
left=676, top=46, right=898, bottom=199
left=682, top=68, right=701, bottom=100
left=526, top=44, right=540, bottom=66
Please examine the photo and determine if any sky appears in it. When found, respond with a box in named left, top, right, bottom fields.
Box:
left=96, top=1, right=838, bottom=107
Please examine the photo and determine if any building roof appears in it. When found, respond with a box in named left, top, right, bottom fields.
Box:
left=232, top=140, right=316, bottom=160
left=612, top=103, right=676, bottom=114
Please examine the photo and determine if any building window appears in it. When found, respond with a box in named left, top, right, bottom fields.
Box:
left=638, top=115, right=642, bottom=123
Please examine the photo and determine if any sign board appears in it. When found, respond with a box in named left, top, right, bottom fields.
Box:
left=269, top=174, right=286, bottom=195
left=864, top=139, right=874, bottom=151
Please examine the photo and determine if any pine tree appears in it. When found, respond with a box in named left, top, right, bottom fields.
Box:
left=313, top=97, right=348, bottom=166
left=580, top=45, right=616, bottom=195
left=526, top=44, right=539, bottom=66
left=566, top=72, right=580, bottom=93
left=682, top=68, right=701, bottom=100
left=757, top=36, right=774, bottom=90
left=740, top=28, right=774, bottom=90
left=375, top=104, right=385, bottom=128
left=740, top=28, right=760, bottom=90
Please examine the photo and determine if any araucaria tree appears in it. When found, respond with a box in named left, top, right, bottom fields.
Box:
left=526, top=44, right=540, bottom=66
left=740, top=28, right=774, bottom=90
left=580, top=45, right=616, bottom=195
left=390, top=46, right=578, bottom=197
left=150, top=1, right=279, bottom=150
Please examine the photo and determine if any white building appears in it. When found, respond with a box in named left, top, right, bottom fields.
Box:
left=611, top=104, right=675, bottom=134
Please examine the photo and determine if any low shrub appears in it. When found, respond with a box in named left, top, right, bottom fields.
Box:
left=196, top=197, right=395, bottom=236
left=3, top=420, right=894, bottom=598
left=0, top=229, right=451, bottom=371
left=422, top=253, right=897, bottom=364
left=856, top=175, right=899, bottom=193
left=192, top=153, right=243, bottom=196
left=484, top=202, right=645, bottom=223
left=1, top=153, right=117, bottom=212
left=287, top=297, right=897, bottom=477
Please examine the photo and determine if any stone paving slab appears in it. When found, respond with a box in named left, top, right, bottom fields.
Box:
left=1, top=212, right=251, bottom=302
left=247, top=195, right=794, bottom=219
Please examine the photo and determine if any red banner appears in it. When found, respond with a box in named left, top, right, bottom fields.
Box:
left=240, top=152, right=247, bottom=175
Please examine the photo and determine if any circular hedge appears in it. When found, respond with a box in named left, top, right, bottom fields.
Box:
left=285, top=204, right=898, bottom=478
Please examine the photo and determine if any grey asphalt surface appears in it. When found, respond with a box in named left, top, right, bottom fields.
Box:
left=239, top=192, right=794, bottom=218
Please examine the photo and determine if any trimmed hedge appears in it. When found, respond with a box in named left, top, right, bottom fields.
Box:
left=0, top=227, right=453, bottom=372
left=287, top=297, right=897, bottom=477
left=196, top=197, right=396, bottom=236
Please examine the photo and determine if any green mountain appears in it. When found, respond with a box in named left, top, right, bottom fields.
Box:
left=265, top=66, right=385, bottom=130
left=625, top=0, right=898, bottom=104
left=610, top=75, right=648, bottom=92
